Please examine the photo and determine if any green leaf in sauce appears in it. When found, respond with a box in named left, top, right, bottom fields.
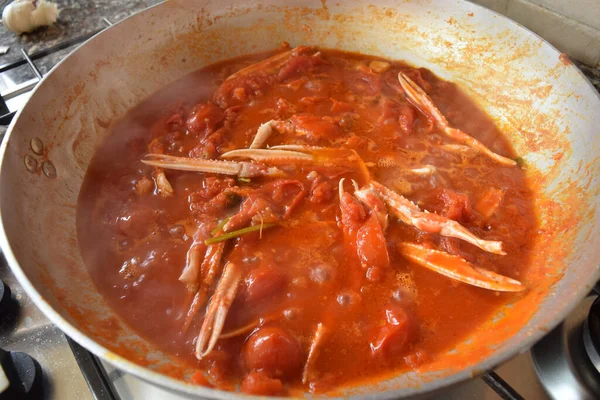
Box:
left=238, top=177, right=251, bottom=183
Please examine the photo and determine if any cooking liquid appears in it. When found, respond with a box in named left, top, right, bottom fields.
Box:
left=77, top=47, right=537, bottom=393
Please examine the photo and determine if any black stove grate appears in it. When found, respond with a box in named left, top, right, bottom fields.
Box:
left=482, top=372, right=524, bottom=400
left=66, top=338, right=120, bottom=400
left=0, top=17, right=527, bottom=400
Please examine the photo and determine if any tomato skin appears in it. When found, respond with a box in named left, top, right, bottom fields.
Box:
left=242, top=327, right=303, bottom=378
left=370, top=306, right=413, bottom=358
left=241, top=371, right=285, bottom=396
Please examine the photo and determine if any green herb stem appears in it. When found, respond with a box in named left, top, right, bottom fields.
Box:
left=211, top=216, right=231, bottom=236
left=514, top=157, right=526, bottom=168
left=205, top=223, right=276, bottom=245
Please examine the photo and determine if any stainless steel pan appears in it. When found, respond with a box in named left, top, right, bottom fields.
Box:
left=1, top=0, right=599, bottom=398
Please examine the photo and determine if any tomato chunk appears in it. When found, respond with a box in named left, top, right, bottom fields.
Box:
left=186, top=102, right=225, bottom=136
left=241, top=371, right=285, bottom=396
left=379, top=98, right=416, bottom=135
left=243, top=266, right=286, bottom=304
left=356, top=213, right=390, bottom=280
left=330, top=98, right=354, bottom=113
left=116, top=206, right=155, bottom=239
left=370, top=306, right=413, bottom=358
left=439, top=189, right=472, bottom=221
left=190, top=371, right=212, bottom=387
left=309, top=180, right=333, bottom=204
left=278, top=54, right=324, bottom=81
left=344, top=69, right=381, bottom=96
left=213, top=74, right=277, bottom=108
left=290, top=114, right=342, bottom=141
left=475, top=187, right=504, bottom=219
left=397, top=105, right=416, bottom=134
left=340, top=192, right=366, bottom=235
left=242, top=327, right=303, bottom=378
left=203, top=349, right=233, bottom=386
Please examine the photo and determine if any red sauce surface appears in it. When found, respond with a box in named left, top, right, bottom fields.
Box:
left=77, top=45, right=537, bottom=395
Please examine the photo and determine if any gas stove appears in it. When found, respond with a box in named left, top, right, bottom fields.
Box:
left=0, top=3, right=600, bottom=400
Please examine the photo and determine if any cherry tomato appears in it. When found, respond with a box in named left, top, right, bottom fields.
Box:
left=242, top=327, right=303, bottom=378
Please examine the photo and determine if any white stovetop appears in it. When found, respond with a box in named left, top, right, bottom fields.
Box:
left=100, top=352, right=549, bottom=399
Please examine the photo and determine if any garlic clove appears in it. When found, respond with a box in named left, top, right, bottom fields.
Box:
left=2, top=0, right=59, bottom=34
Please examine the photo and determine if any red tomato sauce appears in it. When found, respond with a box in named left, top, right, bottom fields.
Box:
left=77, top=44, right=537, bottom=395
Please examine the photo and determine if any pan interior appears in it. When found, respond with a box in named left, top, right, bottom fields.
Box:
left=0, top=0, right=599, bottom=398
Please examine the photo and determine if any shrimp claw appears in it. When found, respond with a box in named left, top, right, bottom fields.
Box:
left=195, top=262, right=243, bottom=359
left=142, top=154, right=285, bottom=178
left=369, top=181, right=505, bottom=255
left=398, top=73, right=516, bottom=167
left=398, top=243, right=525, bottom=292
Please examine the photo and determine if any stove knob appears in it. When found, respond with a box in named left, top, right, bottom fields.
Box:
left=0, top=348, right=43, bottom=399
left=584, top=296, right=600, bottom=373
left=0, top=280, right=10, bottom=313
